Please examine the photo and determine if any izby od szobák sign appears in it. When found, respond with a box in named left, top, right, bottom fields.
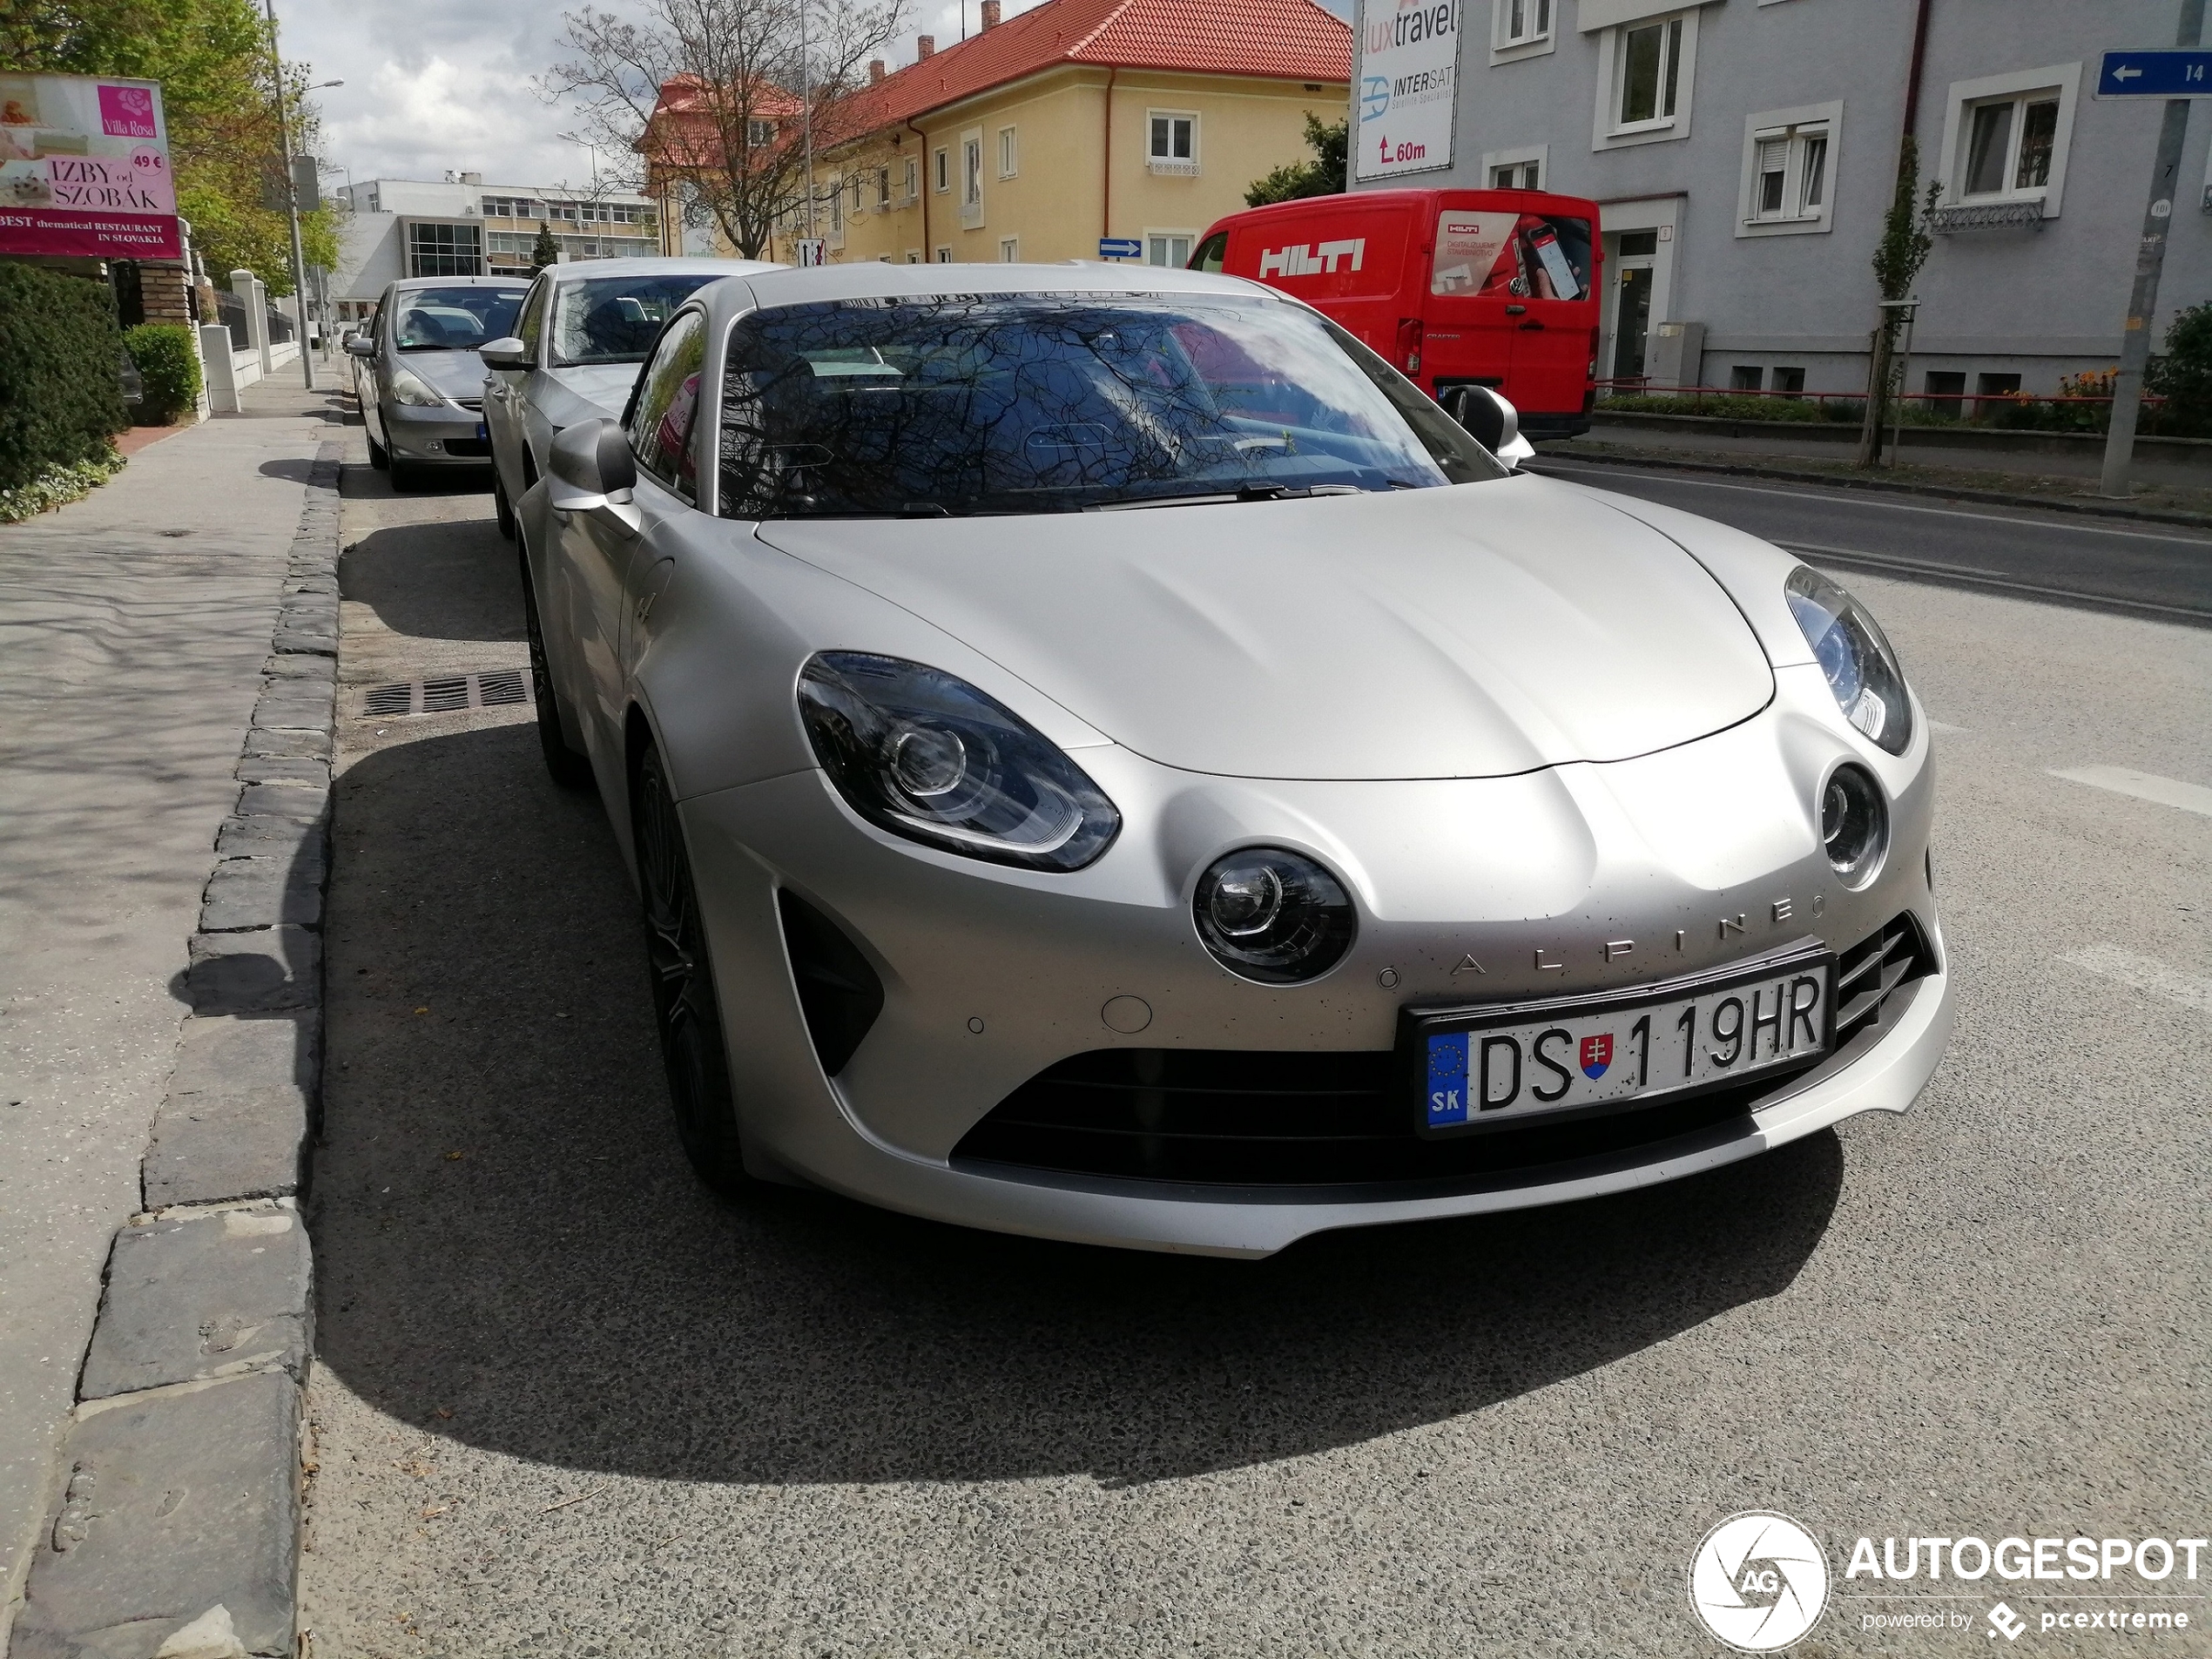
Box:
left=0, top=74, right=179, bottom=259
left=1354, top=0, right=1459, bottom=183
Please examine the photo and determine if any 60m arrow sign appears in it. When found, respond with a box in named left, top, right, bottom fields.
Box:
left=2097, top=49, right=2212, bottom=97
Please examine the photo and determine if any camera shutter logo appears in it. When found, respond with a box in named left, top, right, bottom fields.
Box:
left=1688, top=1512, right=1831, bottom=1651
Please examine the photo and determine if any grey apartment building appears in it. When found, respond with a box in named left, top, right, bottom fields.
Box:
left=1352, top=0, right=2212, bottom=402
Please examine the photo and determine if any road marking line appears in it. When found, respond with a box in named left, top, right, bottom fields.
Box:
left=1927, top=719, right=1971, bottom=734
left=2048, top=765, right=2212, bottom=818
left=1779, top=541, right=2006, bottom=579
left=2058, top=945, right=2210, bottom=1013
left=1536, top=461, right=2212, bottom=545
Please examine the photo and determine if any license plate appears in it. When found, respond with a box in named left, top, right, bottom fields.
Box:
left=475, top=421, right=489, bottom=441
left=1406, top=943, right=1834, bottom=1136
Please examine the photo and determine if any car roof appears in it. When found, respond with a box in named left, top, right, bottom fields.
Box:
left=708, top=260, right=1271, bottom=314
left=385, top=275, right=529, bottom=293
left=544, top=256, right=784, bottom=282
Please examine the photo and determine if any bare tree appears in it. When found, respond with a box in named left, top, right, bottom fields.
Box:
left=542, top=0, right=906, bottom=260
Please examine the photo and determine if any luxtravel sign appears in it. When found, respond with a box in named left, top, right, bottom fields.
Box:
left=1353, top=0, right=1459, bottom=183
left=0, top=74, right=179, bottom=259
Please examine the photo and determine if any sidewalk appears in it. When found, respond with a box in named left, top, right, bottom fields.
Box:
left=0, top=378, right=340, bottom=1647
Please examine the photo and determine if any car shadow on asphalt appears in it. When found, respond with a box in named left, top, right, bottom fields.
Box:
left=310, top=720, right=1844, bottom=1491
left=337, top=520, right=525, bottom=644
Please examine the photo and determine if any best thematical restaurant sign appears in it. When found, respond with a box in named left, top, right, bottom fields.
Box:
left=0, top=73, right=179, bottom=259
left=1353, top=0, right=1460, bottom=183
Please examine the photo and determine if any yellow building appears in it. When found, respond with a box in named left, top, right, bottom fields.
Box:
left=749, top=0, right=1347, bottom=269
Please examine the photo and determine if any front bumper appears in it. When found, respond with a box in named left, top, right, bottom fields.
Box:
left=679, top=670, right=1948, bottom=1256
left=384, top=401, right=491, bottom=463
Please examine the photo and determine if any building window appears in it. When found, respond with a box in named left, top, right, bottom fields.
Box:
left=962, top=133, right=982, bottom=206
left=1937, top=64, right=2080, bottom=218
left=1493, top=161, right=1539, bottom=187
left=1737, top=103, right=1840, bottom=235
left=1148, top=111, right=1198, bottom=174
left=1730, top=366, right=1764, bottom=392
left=907, top=249, right=921, bottom=263
left=904, top=158, right=919, bottom=199
left=934, top=245, right=952, bottom=262
left=1493, top=0, right=1553, bottom=61
left=1772, top=367, right=1805, bottom=398
left=1974, top=372, right=2022, bottom=417
left=1480, top=145, right=1547, bottom=189
left=933, top=148, right=948, bottom=192
left=748, top=118, right=775, bottom=147
left=1620, top=16, right=1683, bottom=126
left=406, top=221, right=482, bottom=277
left=481, top=196, right=537, bottom=219
left=877, top=166, right=891, bottom=208
left=1146, top=232, right=1192, bottom=266
left=997, top=125, right=1018, bottom=178
left=1000, top=236, right=1019, bottom=261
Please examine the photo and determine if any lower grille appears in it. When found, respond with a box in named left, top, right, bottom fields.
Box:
left=439, top=436, right=491, bottom=457
left=779, top=891, right=883, bottom=1076
left=953, top=912, right=1935, bottom=1195
left=1833, top=912, right=1935, bottom=1044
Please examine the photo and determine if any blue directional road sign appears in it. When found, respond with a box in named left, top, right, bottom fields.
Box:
left=1098, top=237, right=1143, bottom=260
left=2097, top=49, right=2212, bottom=98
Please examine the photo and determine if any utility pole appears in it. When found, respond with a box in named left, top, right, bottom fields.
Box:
left=265, top=0, right=315, bottom=391
left=801, top=0, right=815, bottom=239
left=2101, top=0, right=2208, bottom=497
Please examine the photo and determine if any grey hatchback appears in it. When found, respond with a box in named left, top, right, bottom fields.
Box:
left=346, top=275, right=529, bottom=489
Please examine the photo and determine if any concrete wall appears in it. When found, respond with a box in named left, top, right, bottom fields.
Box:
left=1357, top=0, right=2212, bottom=395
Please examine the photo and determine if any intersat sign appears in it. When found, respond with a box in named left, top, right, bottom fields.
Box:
left=1353, top=0, right=1459, bottom=183
left=0, top=73, right=179, bottom=258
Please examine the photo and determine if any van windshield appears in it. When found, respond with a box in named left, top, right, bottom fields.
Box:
left=1431, top=211, right=1593, bottom=300
left=717, top=293, right=1506, bottom=519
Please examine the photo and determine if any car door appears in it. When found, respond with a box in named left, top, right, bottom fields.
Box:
left=556, top=307, right=707, bottom=777
left=1504, top=201, right=1598, bottom=419
left=486, top=274, right=549, bottom=502
left=360, top=298, right=388, bottom=448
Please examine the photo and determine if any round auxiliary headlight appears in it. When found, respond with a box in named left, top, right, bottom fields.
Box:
left=1192, top=848, right=1355, bottom=984
left=1821, top=764, right=1888, bottom=887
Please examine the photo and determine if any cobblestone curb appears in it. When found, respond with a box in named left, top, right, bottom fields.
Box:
left=10, top=442, right=342, bottom=1659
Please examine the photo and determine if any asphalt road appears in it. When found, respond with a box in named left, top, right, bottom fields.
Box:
left=1529, top=457, right=2212, bottom=625
left=296, top=445, right=2209, bottom=1657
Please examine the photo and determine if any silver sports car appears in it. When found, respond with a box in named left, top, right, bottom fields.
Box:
left=517, top=262, right=1952, bottom=1258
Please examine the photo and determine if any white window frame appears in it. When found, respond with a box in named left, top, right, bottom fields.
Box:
left=1490, top=0, right=1554, bottom=64
left=904, top=157, right=920, bottom=201
left=960, top=126, right=984, bottom=225
left=1937, top=63, right=2080, bottom=217
left=1143, top=228, right=1197, bottom=267
left=1000, top=236, right=1019, bottom=261
left=934, top=245, right=952, bottom=262
left=1592, top=9, right=1698, bottom=151
left=1480, top=143, right=1548, bottom=188
left=876, top=166, right=891, bottom=208
left=933, top=146, right=949, bottom=193
left=1147, top=110, right=1200, bottom=174
left=997, top=125, right=1018, bottom=179
left=907, top=248, right=922, bottom=263
left=1736, top=100, right=1840, bottom=237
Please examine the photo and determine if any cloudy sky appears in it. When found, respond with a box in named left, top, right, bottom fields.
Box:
left=282, top=0, right=1348, bottom=192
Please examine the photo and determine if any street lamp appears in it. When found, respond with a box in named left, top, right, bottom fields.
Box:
left=266, top=0, right=337, bottom=389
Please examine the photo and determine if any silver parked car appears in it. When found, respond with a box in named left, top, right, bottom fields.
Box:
left=480, top=257, right=780, bottom=540
left=345, top=275, right=529, bottom=489
left=518, top=262, right=1952, bottom=1258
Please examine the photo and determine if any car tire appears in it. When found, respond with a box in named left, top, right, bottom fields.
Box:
left=634, top=739, right=753, bottom=1201
left=492, top=468, right=516, bottom=540
left=367, top=430, right=389, bottom=470
left=519, top=548, right=596, bottom=793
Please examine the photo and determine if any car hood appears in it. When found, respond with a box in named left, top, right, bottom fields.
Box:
left=401, top=348, right=493, bottom=400
left=545, top=362, right=644, bottom=419
left=753, top=475, right=1775, bottom=781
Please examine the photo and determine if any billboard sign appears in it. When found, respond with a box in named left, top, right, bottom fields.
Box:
left=0, top=73, right=179, bottom=259
left=1352, top=0, right=1460, bottom=184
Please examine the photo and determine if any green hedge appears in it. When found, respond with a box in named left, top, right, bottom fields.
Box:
left=124, top=322, right=201, bottom=424
left=0, top=262, right=128, bottom=493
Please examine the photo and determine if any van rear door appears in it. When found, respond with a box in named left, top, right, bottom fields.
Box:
left=1422, top=194, right=1596, bottom=424
left=1505, top=197, right=1598, bottom=424
left=1422, top=201, right=1522, bottom=403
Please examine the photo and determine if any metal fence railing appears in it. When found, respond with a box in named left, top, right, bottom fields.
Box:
left=1594, top=380, right=2162, bottom=428
left=266, top=307, right=293, bottom=345
left=215, top=288, right=251, bottom=354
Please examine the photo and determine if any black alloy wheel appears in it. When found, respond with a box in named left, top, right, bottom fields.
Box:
left=634, top=741, right=752, bottom=1198
left=517, top=545, right=594, bottom=792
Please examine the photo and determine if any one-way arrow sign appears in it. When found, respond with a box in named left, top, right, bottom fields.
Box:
left=2097, top=48, right=2212, bottom=98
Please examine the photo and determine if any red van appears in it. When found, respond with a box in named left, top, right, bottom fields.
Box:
left=1190, top=188, right=1602, bottom=438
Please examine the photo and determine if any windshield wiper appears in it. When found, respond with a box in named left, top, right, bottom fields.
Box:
left=1085, top=482, right=1369, bottom=511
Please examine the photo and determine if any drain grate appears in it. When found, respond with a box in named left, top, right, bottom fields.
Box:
left=361, top=670, right=530, bottom=718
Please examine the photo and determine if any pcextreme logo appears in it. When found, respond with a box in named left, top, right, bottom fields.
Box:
left=1689, top=1512, right=1830, bottom=1652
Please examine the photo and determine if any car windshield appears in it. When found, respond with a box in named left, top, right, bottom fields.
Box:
left=393, top=287, right=527, bottom=351
left=553, top=273, right=722, bottom=365
left=716, top=293, right=1506, bottom=518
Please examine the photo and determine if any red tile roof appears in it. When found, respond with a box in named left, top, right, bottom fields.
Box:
left=837, top=0, right=1349, bottom=137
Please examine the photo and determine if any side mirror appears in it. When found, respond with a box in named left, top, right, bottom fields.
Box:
left=343, top=334, right=375, bottom=358
left=479, top=335, right=529, bottom=371
left=547, top=418, right=641, bottom=534
left=1443, top=385, right=1535, bottom=467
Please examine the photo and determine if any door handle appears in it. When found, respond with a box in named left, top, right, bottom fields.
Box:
left=1517, top=320, right=1546, bottom=331
left=1504, top=304, right=1527, bottom=316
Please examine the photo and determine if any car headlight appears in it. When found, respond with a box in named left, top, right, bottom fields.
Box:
left=796, top=651, right=1120, bottom=871
left=1192, top=847, right=1356, bottom=984
left=1785, top=567, right=1912, bottom=755
left=388, top=365, right=447, bottom=408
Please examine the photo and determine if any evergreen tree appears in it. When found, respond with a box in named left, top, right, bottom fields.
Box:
left=1244, top=114, right=1348, bottom=208
left=531, top=220, right=561, bottom=272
